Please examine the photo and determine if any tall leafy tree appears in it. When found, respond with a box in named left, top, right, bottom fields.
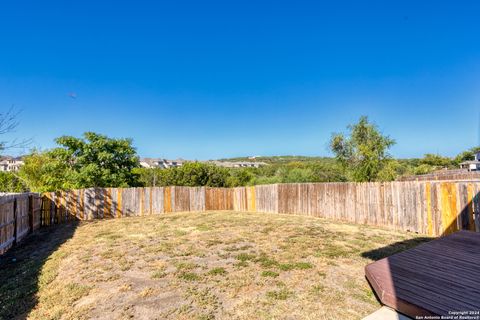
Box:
left=20, top=132, right=139, bottom=191
left=330, top=116, right=395, bottom=182
left=19, top=150, right=75, bottom=192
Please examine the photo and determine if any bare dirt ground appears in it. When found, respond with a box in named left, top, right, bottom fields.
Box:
left=0, top=211, right=430, bottom=320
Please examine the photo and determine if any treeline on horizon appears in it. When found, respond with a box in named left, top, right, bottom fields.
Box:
left=134, top=150, right=479, bottom=189
left=1, top=117, right=479, bottom=193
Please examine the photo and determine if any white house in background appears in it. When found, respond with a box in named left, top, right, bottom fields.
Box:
left=140, top=158, right=186, bottom=169
left=0, top=156, right=24, bottom=172
left=208, top=160, right=267, bottom=168
left=460, top=151, right=480, bottom=172
left=139, top=158, right=267, bottom=169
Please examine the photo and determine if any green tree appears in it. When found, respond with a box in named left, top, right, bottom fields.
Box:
left=282, top=167, right=315, bottom=183
left=376, top=160, right=404, bottom=181
left=0, top=171, right=27, bottom=192
left=133, top=167, right=164, bottom=187
left=330, top=116, right=396, bottom=182
left=18, top=151, right=73, bottom=192
left=454, top=146, right=480, bottom=165
left=226, top=168, right=255, bottom=187
left=19, top=133, right=139, bottom=191
left=412, top=164, right=436, bottom=175
left=136, top=162, right=231, bottom=188
left=420, top=153, right=454, bottom=168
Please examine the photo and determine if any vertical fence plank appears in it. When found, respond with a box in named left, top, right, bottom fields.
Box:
left=104, top=188, right=112, bottom=218
left=116, top=188, right=123, bottom=218
left=163, top=187, right=171, bottom=213
left=0, top=196, right=15, bottom=254
left=474, top=183, right=480, bottom=232
left=467, top=183, right=475, bottom=231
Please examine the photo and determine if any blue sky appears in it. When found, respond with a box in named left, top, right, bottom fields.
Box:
left=0, top=1, right=479, bottom=159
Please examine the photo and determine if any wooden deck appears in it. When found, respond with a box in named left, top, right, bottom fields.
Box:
left=365, top=231, right=480, bottom=317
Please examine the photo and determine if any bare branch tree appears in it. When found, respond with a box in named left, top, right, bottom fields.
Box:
left=0, top=106, right=32, bottom=153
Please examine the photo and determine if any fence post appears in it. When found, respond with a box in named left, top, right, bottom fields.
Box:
left=13, top=198, right=17, bottom=245
left=28, top=194, right=34, bottom=233
left=40, top=195, right=44, bottom=227
left=54, top=193, right=58, bottom=225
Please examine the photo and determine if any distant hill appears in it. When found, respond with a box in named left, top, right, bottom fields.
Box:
left=218, top=155, right=337, bottom=165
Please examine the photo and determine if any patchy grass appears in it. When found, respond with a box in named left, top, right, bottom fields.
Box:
left=266, top=288, right=292, bottom=300
left=151, top=269, right=167, bottom=279
left=0, top=211, right=430, bottom=319
left=178, top=271, right=201, bottom=281
left=235, top=253, right=256, bottom=262
left=207, top=267, right=227, bottom=276
left=261, top=270, right=279, bottom=278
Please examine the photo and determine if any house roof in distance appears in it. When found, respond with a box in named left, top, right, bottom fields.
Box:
left=459, top=160, right=480, bottom=165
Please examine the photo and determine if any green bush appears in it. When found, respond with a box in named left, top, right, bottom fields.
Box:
left=0, top=171, right=27, bottom=192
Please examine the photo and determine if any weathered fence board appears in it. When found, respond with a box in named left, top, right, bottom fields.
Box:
left=15, top=194, right=30, bottom=243
left=205, top=188, right=233, bottom=211
left=2, top=180, right=479, bottom=256
left=255, top=184, right=278, bottom=213
left=233, top=187, right=246, bottom=212
left=0, top=196, right=15, bottom=254
left=189, top=187, right=205, bottom=212
left=0, top=193, right=41, bottom=254
left=29, top=194, right=42, bottom=231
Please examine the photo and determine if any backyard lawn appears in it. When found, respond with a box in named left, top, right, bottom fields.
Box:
left=0, top=211, right=430, bottom=320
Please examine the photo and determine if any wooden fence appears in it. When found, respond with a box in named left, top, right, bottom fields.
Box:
left=2, top=181, right=480, bottom=255
left=39, top=182, right=480, bottom=237
left=41, top=187, right=233, bottom=222
left=250, top=182, right=480, bottom=237
left=0, top=193, right=42, bottom=254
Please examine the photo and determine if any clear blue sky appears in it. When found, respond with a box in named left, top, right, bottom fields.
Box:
left=0, top=1, right=479, bottom=160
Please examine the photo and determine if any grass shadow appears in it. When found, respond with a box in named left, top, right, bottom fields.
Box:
left=0, top=221, right=78, bottom=319
left=361, top=236, right=432, bottom=261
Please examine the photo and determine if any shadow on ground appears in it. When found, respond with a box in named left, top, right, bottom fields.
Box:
left=361, top=236, right=432, bottom=261
left=0, top=222, right=78, bottom=319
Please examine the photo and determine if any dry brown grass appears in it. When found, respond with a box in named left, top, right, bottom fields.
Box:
left=0, top=211, right=430, bottom=319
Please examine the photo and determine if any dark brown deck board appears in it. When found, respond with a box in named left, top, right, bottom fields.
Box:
left=365, top=230, right=480, bottom=317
